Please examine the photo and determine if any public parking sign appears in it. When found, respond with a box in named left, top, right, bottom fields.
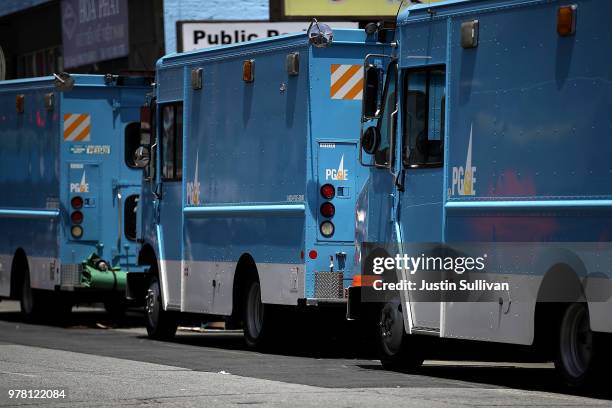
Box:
left=178, top=21, right=358, bottom=52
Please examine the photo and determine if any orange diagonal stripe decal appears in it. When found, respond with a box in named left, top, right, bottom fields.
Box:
left=74, top=125, right=91, bottom=142
left=343, top=78, right=364, bottom=100
left=64, top=114, right=87, bottom=138
left=330, top=65, right=361, bottom=97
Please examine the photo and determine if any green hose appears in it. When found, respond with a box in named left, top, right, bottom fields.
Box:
left=81, top=254, right=127, bottom=291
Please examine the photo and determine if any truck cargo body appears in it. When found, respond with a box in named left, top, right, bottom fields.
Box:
left=138, top=29, right=389, bottom=343
left=0, top=74, right=150, bottom=310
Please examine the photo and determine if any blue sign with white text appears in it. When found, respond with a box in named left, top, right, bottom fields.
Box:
left=61, top=0, right=129, bottom=68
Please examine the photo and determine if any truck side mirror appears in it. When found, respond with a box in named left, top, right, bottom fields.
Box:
left=361, top=126, right=380, bottom=155
left=363, top=64, right=382, bottom=119
left=133, top=146, right=150, bottom=168
left=307, top=19, right=333, bottom=48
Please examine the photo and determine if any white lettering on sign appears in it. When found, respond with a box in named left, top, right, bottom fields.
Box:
left=78, top=0, right=120, bottom=23
left=325, top=155, right=348, bottom=181
left=450, top=125, right=477, bottom=197
left=70, top=171, right=89, bottom=193
left=179, top=21, right=358, bottom=52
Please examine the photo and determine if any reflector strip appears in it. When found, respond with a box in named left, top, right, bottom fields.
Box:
left=352, top=275, right=378, bottom=287
left=330, top=64, right=364, bottom=100
left=63, top=113, right=91, bottom=141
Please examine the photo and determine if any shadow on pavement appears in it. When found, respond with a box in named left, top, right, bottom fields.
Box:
left=1, top=302, right=611, bottom=399
left=0, top=306, right=145, bottom=329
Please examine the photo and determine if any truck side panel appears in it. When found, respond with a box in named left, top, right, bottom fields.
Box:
left=0, top=81, right=60, bottom=294
left=399, top=0, right=612, bottom=340
left=181, top=42, right=309, bottom=313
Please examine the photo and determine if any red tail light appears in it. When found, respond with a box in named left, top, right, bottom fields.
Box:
left=71, top=196, right=83, bottom=209
left=320, top=202, right=335, bottom=218
left=320, top=184, right=335, bottom=199
left=70, top=210, right=83, bottom=224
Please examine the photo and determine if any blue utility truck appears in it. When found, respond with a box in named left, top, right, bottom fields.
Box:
left=0, top=74, right=151, bottom=318
left=132, top=27, right=390, bottom=346
left=350, top=0, right=612, bottom=388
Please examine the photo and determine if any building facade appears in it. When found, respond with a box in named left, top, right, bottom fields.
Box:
left=0, top=0, right=164, bottom=80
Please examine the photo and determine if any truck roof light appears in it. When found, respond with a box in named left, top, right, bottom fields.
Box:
left=320, top=221, right=335, bottom=238
left=286, top=52, right=299, bottom=76
left=16, top=94, right=24, bottom=114
left=558, top=5, right=577, bottom=36
left=44, top=93, right=54, bottom=111
left=71, top=196, right=83, bottom=209
left=320, top=202, right=335, bottom=218
left=320, top=184, right=335, bottom=199
left=191, top=67, right=203, bottom=90
left=460, top=20, right=479, bottom=49
left=243, top=59, right=255, bottom=82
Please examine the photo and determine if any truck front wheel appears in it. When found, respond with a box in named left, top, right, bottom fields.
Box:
left=145, top=275, right=178, bottom=340
left=378, top=301, right=424, bottom=372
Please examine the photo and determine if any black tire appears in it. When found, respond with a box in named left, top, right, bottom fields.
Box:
left=145, top=275, right=178, bottom=340
left=378, top=301, right=424, bottom=372
left=554, top=303, right=598, bottom=388
left=20, top=270, right=43, bottom=322
left=243, top=279, right=275, bottom=349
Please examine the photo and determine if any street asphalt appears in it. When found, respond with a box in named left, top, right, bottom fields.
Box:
left=0, top=300, right=610, bottom=407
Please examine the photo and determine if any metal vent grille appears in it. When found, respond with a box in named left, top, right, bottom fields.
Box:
left=314, top=272, right=344, bottom=299
left=60, top=263, right=82, bottom=287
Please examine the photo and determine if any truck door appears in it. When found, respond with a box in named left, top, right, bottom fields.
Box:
left=397, top=66, right=447, bottom=331
left=115, top=112, right=145, bottom=269
left=154, top=102, right=184, bottom=309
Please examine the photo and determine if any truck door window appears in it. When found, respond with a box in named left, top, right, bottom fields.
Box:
left=403, top=67, right=446, bottom=168
left=374, top=61, right=398, bottom=167
left=124, top=194, right=138, bottom=241
left=125, top=122, right=140, bottom=168
left=161, top=103, right=183, bottom=181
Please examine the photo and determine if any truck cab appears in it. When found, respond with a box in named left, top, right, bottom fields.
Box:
left=351, top=0, right=612, bottom=388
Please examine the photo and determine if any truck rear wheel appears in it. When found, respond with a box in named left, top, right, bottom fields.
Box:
left=20, top=270, right=42, bottom=321
left=145, top=276, right=178, bottom=340
left=243, top=279, right=275, bottom=348
left=378, top=301, right=424, bottom=372
left=554, top=303, right=597, bottom=388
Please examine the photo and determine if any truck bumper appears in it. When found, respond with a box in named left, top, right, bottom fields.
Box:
left=346, top=286, right=361, bottom=320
